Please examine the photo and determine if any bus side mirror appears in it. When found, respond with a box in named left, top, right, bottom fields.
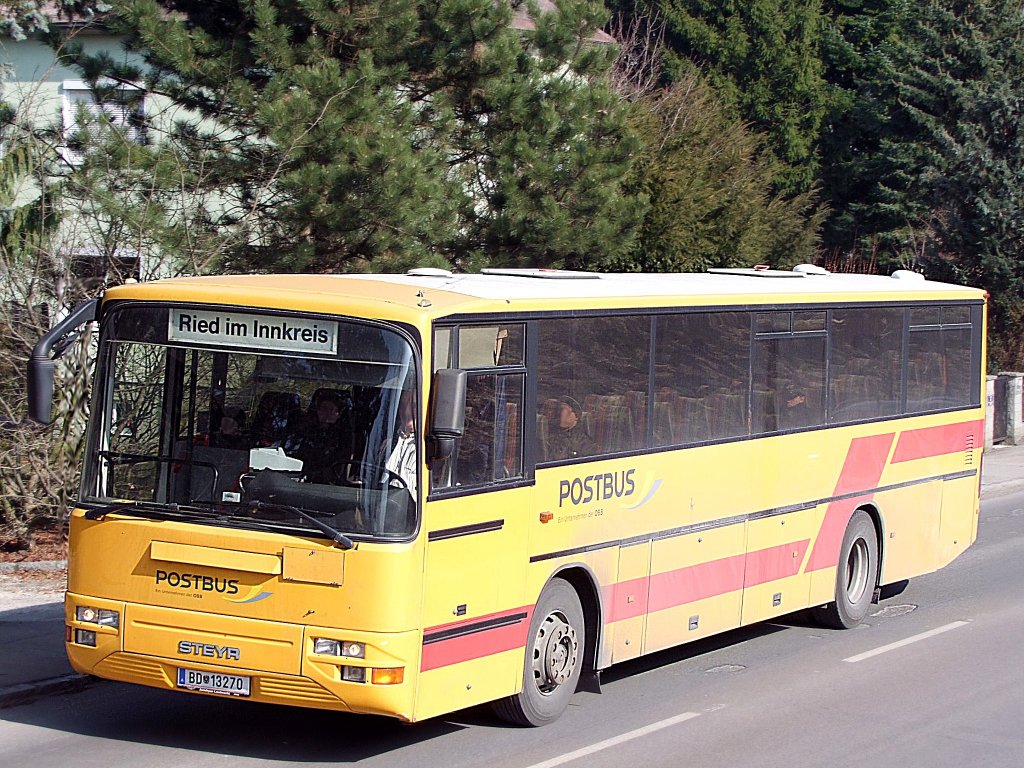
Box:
left=428, top=368, right=467, bottom=462
left=27, top=299, right=99, bottom=424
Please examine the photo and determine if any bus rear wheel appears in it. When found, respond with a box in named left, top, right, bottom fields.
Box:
left=494, top=578, right=584, bottom=726
left=814, top=510, right=879, bottom=629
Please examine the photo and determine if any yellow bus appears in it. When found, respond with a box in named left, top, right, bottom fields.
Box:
left=29, top=266, right=985, bottom=725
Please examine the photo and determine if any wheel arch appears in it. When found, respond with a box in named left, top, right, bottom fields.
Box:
left=545, top=563, right=605, bottom=678
left=856, top=502, right=885, bottom=586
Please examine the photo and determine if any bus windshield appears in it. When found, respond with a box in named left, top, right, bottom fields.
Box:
left=82, top=305, right=419, bottom=540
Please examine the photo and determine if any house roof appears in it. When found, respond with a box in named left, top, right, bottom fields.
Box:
left=510, top=0, right=616, bottom=44
left=38, top=1, right=616, bottom=44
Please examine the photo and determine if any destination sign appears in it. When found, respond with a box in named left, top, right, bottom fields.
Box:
left=168, top=309, right=338, bottom=355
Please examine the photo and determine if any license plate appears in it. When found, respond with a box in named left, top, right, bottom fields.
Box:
left=177, top=668, right=251, bottom=697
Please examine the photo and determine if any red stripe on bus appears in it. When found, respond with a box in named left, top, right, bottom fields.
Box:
left=891, top=419, right=983, bottom=463
left=423, top=606, right=528, bottom=636
left=605, top=573, right=653, bottom=623
left=423, top=419, right=977, bottom=670
left=605, top=540, right=808, bottom=623
left=743, top=539, right=809, bottom=587
left=806, top=433, right=894, bottom=572
left=421, top=607, right=533, bottom=671
left=646, top=553, right=745, bottom=613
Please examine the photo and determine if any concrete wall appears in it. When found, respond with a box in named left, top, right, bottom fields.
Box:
left=992, top=372, right=1024, bottom=447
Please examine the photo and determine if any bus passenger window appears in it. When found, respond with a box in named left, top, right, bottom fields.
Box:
left=751, top=309, right=826, bottom=433
left=830, top=308, right=902, bottom=421
left=654, top=312, right=750, bottom=446
left=907, top=306, right=974, bottom=412
left=536, top=316, right=649, bottom=460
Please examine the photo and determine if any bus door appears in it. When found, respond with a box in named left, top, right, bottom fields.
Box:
left=417, top=324, right=531, bottom=719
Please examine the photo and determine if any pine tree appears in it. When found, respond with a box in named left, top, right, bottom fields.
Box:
left=891, top=0, right=1024, bottom=367
left=821, top=0, right=1024, bottom=366
left=58, top=0, right=643, bottom=273
left=614, top=73, right=822, bottom=272
left=818, top=0, right=911, bottom=263
left=653, top=0, right=829, bottom=196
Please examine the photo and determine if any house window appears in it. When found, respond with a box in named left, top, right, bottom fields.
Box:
left=61, top=80, right=147, bottom=166
left=68, top=248, right=142, bottom=292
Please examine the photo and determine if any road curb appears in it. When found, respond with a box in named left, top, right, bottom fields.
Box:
left=0, top=673, right=96, bottom=709
left=981, top=479, right=1024, bottom=498
left=0, top=560, right=67, bottom=573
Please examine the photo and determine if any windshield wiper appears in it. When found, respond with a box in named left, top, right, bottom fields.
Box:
left=83, top=500, right=182, bottom=521
left=83, top=498, right=355, bottom=549
left=248, top=500, right=355, bottom=550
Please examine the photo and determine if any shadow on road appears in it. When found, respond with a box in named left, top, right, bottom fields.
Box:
left=599, top=620, right=793, bottom=685
left=0, top=680, right=512, bottom=762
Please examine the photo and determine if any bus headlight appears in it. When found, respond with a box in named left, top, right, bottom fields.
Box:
left=77, top=606, right=98, bottom=623
left=313, top=638, right=365, bottom=658
left=76, top=606, right=120, bottom=628
left=75, top=629, right=97, bottom=647
left=341, top=641, right=365, bottom=658
left=342, top=666, right=366, bottom=683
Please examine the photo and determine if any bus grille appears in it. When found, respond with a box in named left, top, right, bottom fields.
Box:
left=257, top=676, right=338, bottom=704
left=95, top=654, right=170, bottom=687
left=94, top=654, right=338, bottom=705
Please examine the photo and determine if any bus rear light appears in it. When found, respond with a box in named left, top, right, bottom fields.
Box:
left=371, top=667, right=404, bottom=685
left=75, top=629, right=97, bottom=647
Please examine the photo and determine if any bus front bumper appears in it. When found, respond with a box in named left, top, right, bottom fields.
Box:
left=65, top=593, right=419, bottom=720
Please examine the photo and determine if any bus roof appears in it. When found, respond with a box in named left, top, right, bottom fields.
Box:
left=103, top=267, right=986, bottom=324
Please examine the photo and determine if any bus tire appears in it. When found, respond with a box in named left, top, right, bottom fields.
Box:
left=493, top=579, right=584, bottom=726
left=813, top=510, right=878, bottom=629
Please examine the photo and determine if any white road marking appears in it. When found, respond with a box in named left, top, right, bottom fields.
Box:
left=523, top=712, right=701, bottom=768
left=843, top=620, right=971, bottom=663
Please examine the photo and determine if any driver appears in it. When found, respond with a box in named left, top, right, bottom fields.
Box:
left=294, top=392, right=352, bottom=484
left=385, top=392, right=417, bottom=496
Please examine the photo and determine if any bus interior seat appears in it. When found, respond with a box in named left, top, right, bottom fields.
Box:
left=169, top=444, right=249, bottom=505
left=251, top=391, right=302, bottom=444
left=536, top=412, right=550, bottom=461
left=653, top=400, right=673, bottom=445
left=500, top=401, right=520, bottom=476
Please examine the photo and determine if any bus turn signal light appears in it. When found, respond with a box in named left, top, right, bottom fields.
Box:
left=371, top=667, right=404, bottom=685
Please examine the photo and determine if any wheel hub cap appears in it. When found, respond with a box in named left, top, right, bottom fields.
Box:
left=532, top=612, right=579, bottom=693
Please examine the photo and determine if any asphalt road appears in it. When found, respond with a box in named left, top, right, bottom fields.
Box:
left=2, top=491, right=1022, bottom=767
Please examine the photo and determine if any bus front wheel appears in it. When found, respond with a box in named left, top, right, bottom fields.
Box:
left=814, top=510, right=879, bottom=629
left=494, top=579, right=584, bottom=726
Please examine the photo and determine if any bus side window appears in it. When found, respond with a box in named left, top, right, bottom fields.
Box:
left=431, top=323, right=525, bottom=491
left=536, top=315, right=649, bottom=460
left=451, top=373, right=524, bottom=485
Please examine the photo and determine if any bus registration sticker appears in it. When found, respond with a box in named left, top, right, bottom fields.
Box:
left=177, top=668, right=251, bottom=697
